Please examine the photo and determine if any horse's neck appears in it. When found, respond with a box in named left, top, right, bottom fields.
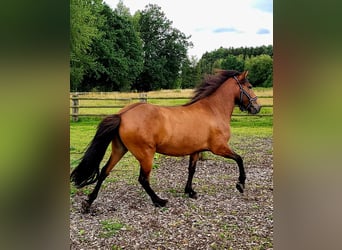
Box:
left=206, top=81, right=237, bottom=121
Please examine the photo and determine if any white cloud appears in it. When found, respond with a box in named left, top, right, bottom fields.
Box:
left=104, top=0, right=273, bottom=58
left=251, top=0, right=273, bottom=13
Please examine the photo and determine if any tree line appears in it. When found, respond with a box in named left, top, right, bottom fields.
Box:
left=70, top=0, right=273, bottom=92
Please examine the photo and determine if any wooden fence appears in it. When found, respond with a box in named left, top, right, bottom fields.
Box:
left=70, top=93, right=273, bottom=122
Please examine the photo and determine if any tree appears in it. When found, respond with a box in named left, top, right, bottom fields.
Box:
left=245, top=54, right=273, bottom=87
left=134, top=4, right=192, bottom=91
left=221, top=55, right=244, bottom=72
left=81, top=2, right=144, bottom=91
left=70, top=0, right=104, bottom=91
left=180, top=56, right=201, bottom=89
left=196, top=45, right=273, bottom=83
left=196, top=51, right=216, bottom=75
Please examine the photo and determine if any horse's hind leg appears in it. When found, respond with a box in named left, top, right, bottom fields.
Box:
left=82, top=156, right=113, bottom=213
left=138, top=156, right=168, bottom=207
left=185, top=152, right=200, bottom=199
left=82, top=141, right=127, bottom=213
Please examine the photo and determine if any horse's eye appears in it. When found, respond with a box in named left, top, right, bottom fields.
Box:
left=248, top=85, right=252, bottom=89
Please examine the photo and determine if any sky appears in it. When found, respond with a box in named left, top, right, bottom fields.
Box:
left=104, top=0, right=273, bottom=59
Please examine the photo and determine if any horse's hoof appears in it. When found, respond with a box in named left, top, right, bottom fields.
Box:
left=189, top=191, right=198, bottom=199
left=81, top=200, right=91, bottom=213
left=236, top=183, right=245, bottom=193
left=153, top=198, right=168, bottom=207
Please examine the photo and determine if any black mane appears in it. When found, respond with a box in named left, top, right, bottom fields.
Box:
left=185, top=70, right=240, bottom=105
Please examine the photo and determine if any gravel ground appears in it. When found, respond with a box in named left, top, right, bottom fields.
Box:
left=70, top=136, right=273, bottom=249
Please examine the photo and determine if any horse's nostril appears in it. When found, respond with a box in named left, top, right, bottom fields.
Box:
left=250, top=105, right=261, bottom=114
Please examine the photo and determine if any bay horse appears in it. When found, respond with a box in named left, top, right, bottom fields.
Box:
left=71, top=70, right=261, bottom=210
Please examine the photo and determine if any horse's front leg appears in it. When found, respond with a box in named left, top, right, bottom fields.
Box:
left=184, top=152, right=200, bottom=199
left=231, top=153, right=245, bottom=193
left=211, top=145, right=246, bottom=193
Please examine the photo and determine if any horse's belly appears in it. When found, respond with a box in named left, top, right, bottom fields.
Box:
left=156, top=136, right=207, bottom=156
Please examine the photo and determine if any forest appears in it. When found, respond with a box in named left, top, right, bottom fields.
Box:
left=70, top=0, right=273, bottom=92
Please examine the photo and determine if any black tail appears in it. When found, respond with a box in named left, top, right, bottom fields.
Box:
left=70, top=115, right=121, bottom=188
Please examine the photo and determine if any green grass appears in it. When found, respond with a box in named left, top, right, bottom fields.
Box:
left=70, top=119, right=99, bottom=167
left=99, top=219, right=126, bottom=238
left=231, top=115, right=273, bottom=138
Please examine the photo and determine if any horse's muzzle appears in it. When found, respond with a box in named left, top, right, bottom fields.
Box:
left=248, top=104, right=261, bottom=114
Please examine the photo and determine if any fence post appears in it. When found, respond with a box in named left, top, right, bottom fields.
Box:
left=71, top=94, right=79, bottom=122
left=139, top=93, right=147, bottom=103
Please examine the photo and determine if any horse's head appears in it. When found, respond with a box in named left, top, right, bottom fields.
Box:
left=234, top=71, right=261, bottom=114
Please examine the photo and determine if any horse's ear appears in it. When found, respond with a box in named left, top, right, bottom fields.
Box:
left=238, top=71, right=248, bottom=81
